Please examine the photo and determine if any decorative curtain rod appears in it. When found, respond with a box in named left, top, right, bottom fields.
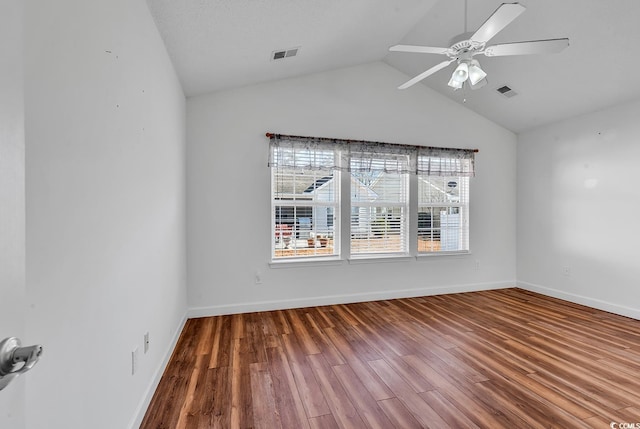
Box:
left=265, top=132, right=479, bottom=153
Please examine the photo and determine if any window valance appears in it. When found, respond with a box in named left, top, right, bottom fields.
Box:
left=267, top=133, right=476, bottom=177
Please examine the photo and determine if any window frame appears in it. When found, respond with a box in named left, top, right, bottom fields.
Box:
left=269, top=136, right=474, bottom=264
left=349, top=168, right=411, bottom=258
left=270, top=148, right=341, bottom=262
left=416, top=175, right=470, bottom=255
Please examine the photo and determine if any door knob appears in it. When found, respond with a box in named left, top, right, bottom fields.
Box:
left=0, top=337, right=43, bottom=391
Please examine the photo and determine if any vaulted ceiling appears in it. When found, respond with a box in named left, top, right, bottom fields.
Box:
left=147, top=0, right=640, bottom=133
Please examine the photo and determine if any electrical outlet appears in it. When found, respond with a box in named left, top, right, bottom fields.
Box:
left=144, top=332, right=150, bottom=354
left=255, top=271, right=263, bottom=284
left=474, top=260, right=480, bottom=270
left=132, top=347, right=139, bottom=375
left=562, top=266, right=571, bottom=277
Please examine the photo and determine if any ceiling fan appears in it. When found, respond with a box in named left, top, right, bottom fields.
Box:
left=389, top=2, right=569, bottom=90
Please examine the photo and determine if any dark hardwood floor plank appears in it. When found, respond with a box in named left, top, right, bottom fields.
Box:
left=332, top=364, right=395, bottom=429
left=434, top=380, right=516, bottom=429
left=198, top=366, right=231, bottom=429
left=349, top=317, right=413, bottom=358
left=308, top=413, right=340, bottom=429
left=368, top=358, right=451, bottom=428
left=176, top=354, right=208, bottom=429
left=302, top=311, right=346, bottom=366
left=376, top=397, right=422, bottom=429
left=280, top=333, right=331, bottom=418
left=264, top=346, right=311, bottom=429
left=248, top=361, right=282, bottom=429
left=231, top=314, right=244, bottom=339
left=379, top=354, right=435, bottom=394
left=307, top=307, right=335, bottom=330
left=465, top=381, right=541, bottom=429
left=583, top=414, right=613, bottom=427
left=419, top=390, right=480, bottom=429
left=323, top=327, right=393, bottom=401
left=307, top=353, right=368, bottom=429
left=258, top=311, right=280, bottom=337
left=230, top=338, right=253, bottom=428
left=334, top=304, right=367, bottom=326
left=273, top=310, right=292, bottom=335
left=195, top=318, right=215, bottom=356
left=286, top=310, right=322, bottom=355
left=208, top=316, right=230, bottom=369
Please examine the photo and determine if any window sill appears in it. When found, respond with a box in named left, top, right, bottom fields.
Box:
left=416, top=250, right=471, bottom=258
left=269, top=251, right=470, bottom=268
left=348, top=254, right=413, bottom=265
left=269, top=257, right=344, bottom=269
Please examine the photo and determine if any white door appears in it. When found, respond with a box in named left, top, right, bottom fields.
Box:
left=0, top=1, right=26, bottom=428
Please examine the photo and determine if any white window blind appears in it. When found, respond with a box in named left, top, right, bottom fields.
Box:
left=350, top=147, right=410, bottom=256
left=270, top=140, right=340, bottom=260
left=417, top=159, right=471, bottom=254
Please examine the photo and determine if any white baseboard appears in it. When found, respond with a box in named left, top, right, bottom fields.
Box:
left=517, top=281, right=640, bottom=320
left=188, top=280, right=515, bottom=318
left=128, top=311, right=188, bottom=429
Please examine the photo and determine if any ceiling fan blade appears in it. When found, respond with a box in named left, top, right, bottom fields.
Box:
left=471, top=3, right=526, bottom=44
left=389, top=44, right=449, bottom=55
left=398, top=60, right=455, bottom=90
left=484, top=38, right=569, bottom=56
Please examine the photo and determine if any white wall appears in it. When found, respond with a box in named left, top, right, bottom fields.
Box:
left=24, top=1, right=187, bottom=428
left=187, top=61, right=517, bottom=315
left=517, top=99, right=640, bottom=319
left=0, top=2, right=26, bottom=427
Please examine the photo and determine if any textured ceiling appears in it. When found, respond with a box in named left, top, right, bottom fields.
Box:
left=147, top=0, right=640, bottom=133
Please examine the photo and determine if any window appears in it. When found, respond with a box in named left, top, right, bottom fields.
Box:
left=270, top=139, right=340, bottom=260
left=350, top=148, right=410, bottom=257
left=416, top=148, right=473, bottom=254
left=418, top=176, right=469, bottom=253
left=269, top=134, right=475, bottom=261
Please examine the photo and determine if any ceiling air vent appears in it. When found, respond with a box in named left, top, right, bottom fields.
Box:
left=496, top=85, right=518, bottom=98
left=271, top=47, right=300, bottom=61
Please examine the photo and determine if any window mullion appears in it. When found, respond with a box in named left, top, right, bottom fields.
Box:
left=409, top=169, right=418, bottom=256
left=339, top=151, right=351, bottom=259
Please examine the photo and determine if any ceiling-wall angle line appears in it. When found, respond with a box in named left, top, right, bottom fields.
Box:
left=264, top=132, right=479, bottom=153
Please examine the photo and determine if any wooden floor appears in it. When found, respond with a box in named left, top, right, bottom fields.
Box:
left=140, top=288, right=640, bottom=428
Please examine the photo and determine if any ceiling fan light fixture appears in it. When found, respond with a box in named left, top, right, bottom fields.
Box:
left=468, top=60, right=487, bottom=86
left=447, top=75, right=464, bottom=89
left=451, top=61, right=469, bottom=83
left=470, top=77, right=488, bottom=90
